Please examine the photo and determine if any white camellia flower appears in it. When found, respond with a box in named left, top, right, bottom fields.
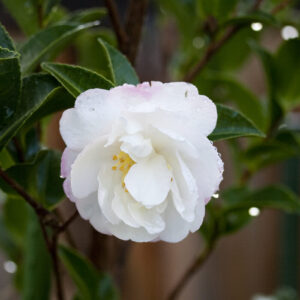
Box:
left=60, top=82, right=223, bottom=243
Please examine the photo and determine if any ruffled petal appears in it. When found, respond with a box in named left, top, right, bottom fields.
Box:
left=70, top=137, right=119, bottom=198
left=120, top=134, right=153, bottom=162
left=60, top=89, right=120, bottom=150
left=124, top=155, right=172, bottom=207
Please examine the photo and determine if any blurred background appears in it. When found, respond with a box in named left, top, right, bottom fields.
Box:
left=0, top=0, right=299, bottom=299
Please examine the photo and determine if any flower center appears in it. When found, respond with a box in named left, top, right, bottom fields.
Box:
left=112, top=151, right=135, bottom=191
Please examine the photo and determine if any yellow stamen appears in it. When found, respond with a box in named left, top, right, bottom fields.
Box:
left=112, top=151, right=136, bottom=191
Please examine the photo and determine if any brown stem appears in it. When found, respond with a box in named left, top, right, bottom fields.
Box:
left=271, top=0, right=291, bottom=14
left=51, top=235, right=64, bottom=300
left=183, top=25, right=239, bottom=82
left=183, top=0, right=289, bottom=82
left=57, top=210, right=79, bottom=234
left=0, top=167, right=49, bottom=216
left=167, top=242, right=216, bottom=300
left=123, top=0, right=149, bottom=65
left=104, top=0, right=128, bottom=50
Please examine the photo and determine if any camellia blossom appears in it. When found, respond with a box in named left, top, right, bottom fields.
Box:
left=60, top=82, right=223, bottom=243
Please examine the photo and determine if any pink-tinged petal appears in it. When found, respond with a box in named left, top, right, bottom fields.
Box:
left=61, top=147, right=79, bottom=178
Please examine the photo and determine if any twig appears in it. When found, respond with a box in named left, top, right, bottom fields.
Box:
left=104, top=0, right=128, bottom=50
left=271, top=0, right=291, bottom=14
left=0, top=167, right=74, bottom=300
left=167, top=242, right=216, bottom=300
left=51, top=235, right=64, bottom=300
left=183, top=26, right=239, bottom=82
left=183, top=0, right=289, bottom=82
left=0, top=167, right=49, bottom=216
left=123, top=0, right=149, bottom=64
left=57, top=210, right=79, bottom=234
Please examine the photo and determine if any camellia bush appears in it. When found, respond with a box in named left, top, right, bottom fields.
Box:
left=0, top=0, right=299, bottom=299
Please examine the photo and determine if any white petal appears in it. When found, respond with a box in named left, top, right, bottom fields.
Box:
left=128, top=202, right=165, bottom=234
left=124, top=155, right=172, bottom=207
left=111, top=186, right=140, bottom=228
left=61, top=147, right=79, bottom=178
left=183, top=136, right=223, bottom=204
left=120, top=134, right=153, bottom=162
left=60, top=89, right=119, bottom=150
left=159, top=196, right=205, bottom=243
left=70, top=137, right=118, bottom=198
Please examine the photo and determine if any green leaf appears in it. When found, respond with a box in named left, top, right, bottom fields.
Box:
left=22, top=208, right=52, bottom=300
left=98, top=38, right=139, bottom=85
left=42, top=62, right=114, bottom=97
left=0, top=48, right=21, bottom=132
left=0, top=213, right=19, bottom=260
left=1, top=0, right=40, bottom=36
left=0, top=150, right=64, bottom=209
left=19, top=21, right=99, bottom=74
left=274, top=38, right=300, bottom=110
left=0, top=73, right=60, bottom=151
left=0, top=148, right=15, bottom=170
left=222, top=11, right=278, bottom=27
left=243, top=129, right=300, bottom=170
left=209, top=104, right=265, bottom=141
left=3, top=196, right=28, bottom=244
left=59, top=245, right=119, bottom=300
left=223, top=185, right=300, bottom=213
left=202, top=73, right=267, bottom=131
left=0, top=22, right=15, bottom=50
left=68, top=8, right=107, bottom=23
left=197, top=0, right=239, bottom=19
left=249, top=40, right=283, bottom=126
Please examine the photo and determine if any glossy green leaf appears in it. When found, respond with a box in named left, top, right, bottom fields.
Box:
left=0, top=74, right=60, bottom=151
left=0, top=22, right=15, bottom=50
left=20, top=21, right=99, bottom=74
left=0, top=213, right=19, bottom=260
left=274, top=38, right=300, bottom=110
left=243, top=129, right=300, bottom=170
left=59, top=245, right=119, bottom=300
left=68, top=8, right=107, bottom=23
left=209, top=104, right=265, bottom=141
left=0, top=150, right=64, bottom=209
left=98, top=38, right=139, bottom=85
left=0, top=48, right=21, bottom=132
left=222, top=11, right=278, bottom=27
left=42, top=62, right=114, bottom=97
left=22, top=208, right=51, bottom=300
left=1, top=0, right=40, bottom=36
left=75, top=30, right=116, bottom=79
left=202, top=73, right=267, bottom=131
left=3, top=196, right=28, bottom=244
left=0, top=148, right=15, bottom=170
left=249, top=40, right=283, bottom=125
left=223, top=185, right=300, bottom=213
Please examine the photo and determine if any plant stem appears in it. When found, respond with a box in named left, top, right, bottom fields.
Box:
left=51, top=234, right=64, bottom=300
left=104, top=0, right=128, bottom=50
left=167, top=241, right=216, bottom=300
left=124, top=0, right=149, bottom=65
left=0, top=168, right=81, bottom=300
left=0, top=167, right=49, bottom=216
left=183, top=0, right=289, bottom=82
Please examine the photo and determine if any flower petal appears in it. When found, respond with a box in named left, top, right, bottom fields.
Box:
left=60, top=89, right=119, bottom=150
left=124, top=155, right=172, bottom=207
left=120, top=134, right=153, bottom=162
left=70, top=137, right=118, bottom=198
